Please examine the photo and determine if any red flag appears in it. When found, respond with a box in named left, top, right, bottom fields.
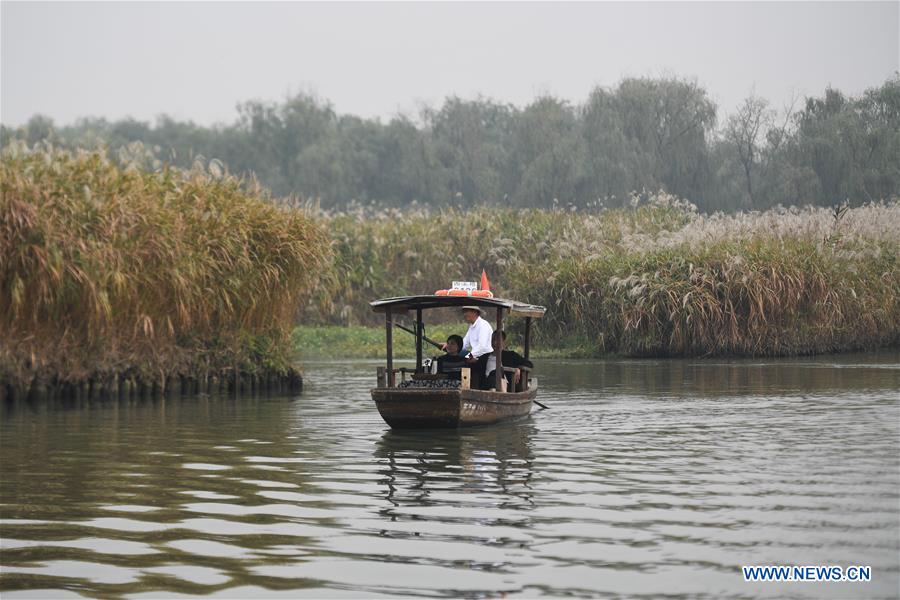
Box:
left=480, top=269, right=491, bottom=292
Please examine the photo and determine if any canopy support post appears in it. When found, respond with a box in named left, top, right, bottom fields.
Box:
left=415, top=308, right=423, bottom=373
left=495, top=307, right=504, bottom=392
left=385, top=307, right=395, bottom=387
left=524, top=316, right=532, bottom=361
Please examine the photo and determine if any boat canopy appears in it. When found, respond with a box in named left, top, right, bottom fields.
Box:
left=370, top=295, right=546, bottom=319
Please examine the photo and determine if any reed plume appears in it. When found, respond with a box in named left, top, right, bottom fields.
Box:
left=313, top=194, right=899, bottom=357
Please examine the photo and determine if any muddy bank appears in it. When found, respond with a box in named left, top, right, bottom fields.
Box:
left=2, top=368, right=303, bottom=405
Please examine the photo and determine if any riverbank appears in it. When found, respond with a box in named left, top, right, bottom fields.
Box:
left=293, top=325, right=609, bottom=359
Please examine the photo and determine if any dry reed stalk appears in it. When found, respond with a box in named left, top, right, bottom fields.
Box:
left=1, top=142, right=331, bottom=390
left=312, top=193, right=898, bottom=357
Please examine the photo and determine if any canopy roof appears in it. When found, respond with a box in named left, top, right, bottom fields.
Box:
left=370, top=295, right=546, bottom=319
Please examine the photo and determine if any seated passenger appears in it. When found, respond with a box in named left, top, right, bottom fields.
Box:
left=483, top=330, right=534, bottom=391
left=436, top=334, right=467, bottom=380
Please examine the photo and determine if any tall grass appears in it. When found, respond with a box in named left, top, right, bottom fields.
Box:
left=2, top=140, right=895, bottom=380
left=313, top=195, right=899, bottom=357
left=1, top=143, right=331, bottom=391
left=310, top=196, right=693, bottom=322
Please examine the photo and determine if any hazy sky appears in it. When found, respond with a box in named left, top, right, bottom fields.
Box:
left=1, top=1, right=898, bottom=127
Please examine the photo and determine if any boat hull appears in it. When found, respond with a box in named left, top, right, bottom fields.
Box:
left=371, top=385, right=537, bottom=429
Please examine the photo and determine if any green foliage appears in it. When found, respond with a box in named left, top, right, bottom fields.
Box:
left=292, top=323, right=466, bottom=359
left=712, top=75, right=900, bottom=211
left=291, top=325, right=589, bottom=359
left=6, top=76, right=897, bottom=213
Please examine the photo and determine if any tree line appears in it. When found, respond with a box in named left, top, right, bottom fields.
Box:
left=3, top=75, right=898, bottom=212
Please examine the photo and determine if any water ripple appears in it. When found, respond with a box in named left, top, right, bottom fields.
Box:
left=1, top=355, right=898, bottom=598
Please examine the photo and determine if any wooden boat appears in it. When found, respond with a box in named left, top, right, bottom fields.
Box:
left=369, top=294, right=546, bottom=429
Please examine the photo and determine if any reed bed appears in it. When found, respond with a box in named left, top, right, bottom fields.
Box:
left=1, top=143, right=330, bottom=399
left=2, top=139, right=895, bottom=385
left=312, top=196, right=693, bottom=322
left=314, top=195, right=899, bottom=357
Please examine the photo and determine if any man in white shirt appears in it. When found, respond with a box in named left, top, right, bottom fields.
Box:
left=444, top=305, right=493, bottom=387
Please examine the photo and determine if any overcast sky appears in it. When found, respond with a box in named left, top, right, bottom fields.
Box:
left=1, top=1, right=898, bottom=127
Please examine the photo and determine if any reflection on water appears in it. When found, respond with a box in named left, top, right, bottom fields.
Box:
left=1, top=353, right=898, bottom=598
left=377, top=424, right=536, bottom=511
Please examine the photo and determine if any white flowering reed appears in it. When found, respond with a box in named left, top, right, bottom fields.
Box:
left=315, top=192, right=898, bottom=357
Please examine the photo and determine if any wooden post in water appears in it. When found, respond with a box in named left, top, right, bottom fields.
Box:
left=165, top=375, right=177, bottom=399
left=524, top=317, right=532, bottom=361
left=415, top=308, right=423, bottom=373
left=385, top=307, right=395, bottom=387
left=29, top=378, right=46, bottom=403
left=495, top=307, right=504, bottom=392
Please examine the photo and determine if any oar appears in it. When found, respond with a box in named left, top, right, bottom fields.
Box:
left=533, top=399, right=549, bottom=410
left=393, top=321, right=443, bottom=350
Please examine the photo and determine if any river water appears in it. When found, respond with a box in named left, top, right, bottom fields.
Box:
left=1, top=355, right=898, bottom=599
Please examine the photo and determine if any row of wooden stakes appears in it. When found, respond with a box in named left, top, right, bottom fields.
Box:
left=0, top=368, right=304, bottom=405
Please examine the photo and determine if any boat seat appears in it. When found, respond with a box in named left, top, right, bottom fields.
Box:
left=412, top=373, right=448, bottom=381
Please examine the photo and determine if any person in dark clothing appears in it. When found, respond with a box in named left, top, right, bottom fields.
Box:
left=482, top=330, right=534, bottom=391
left=436, top=334, right=466, bottom=380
